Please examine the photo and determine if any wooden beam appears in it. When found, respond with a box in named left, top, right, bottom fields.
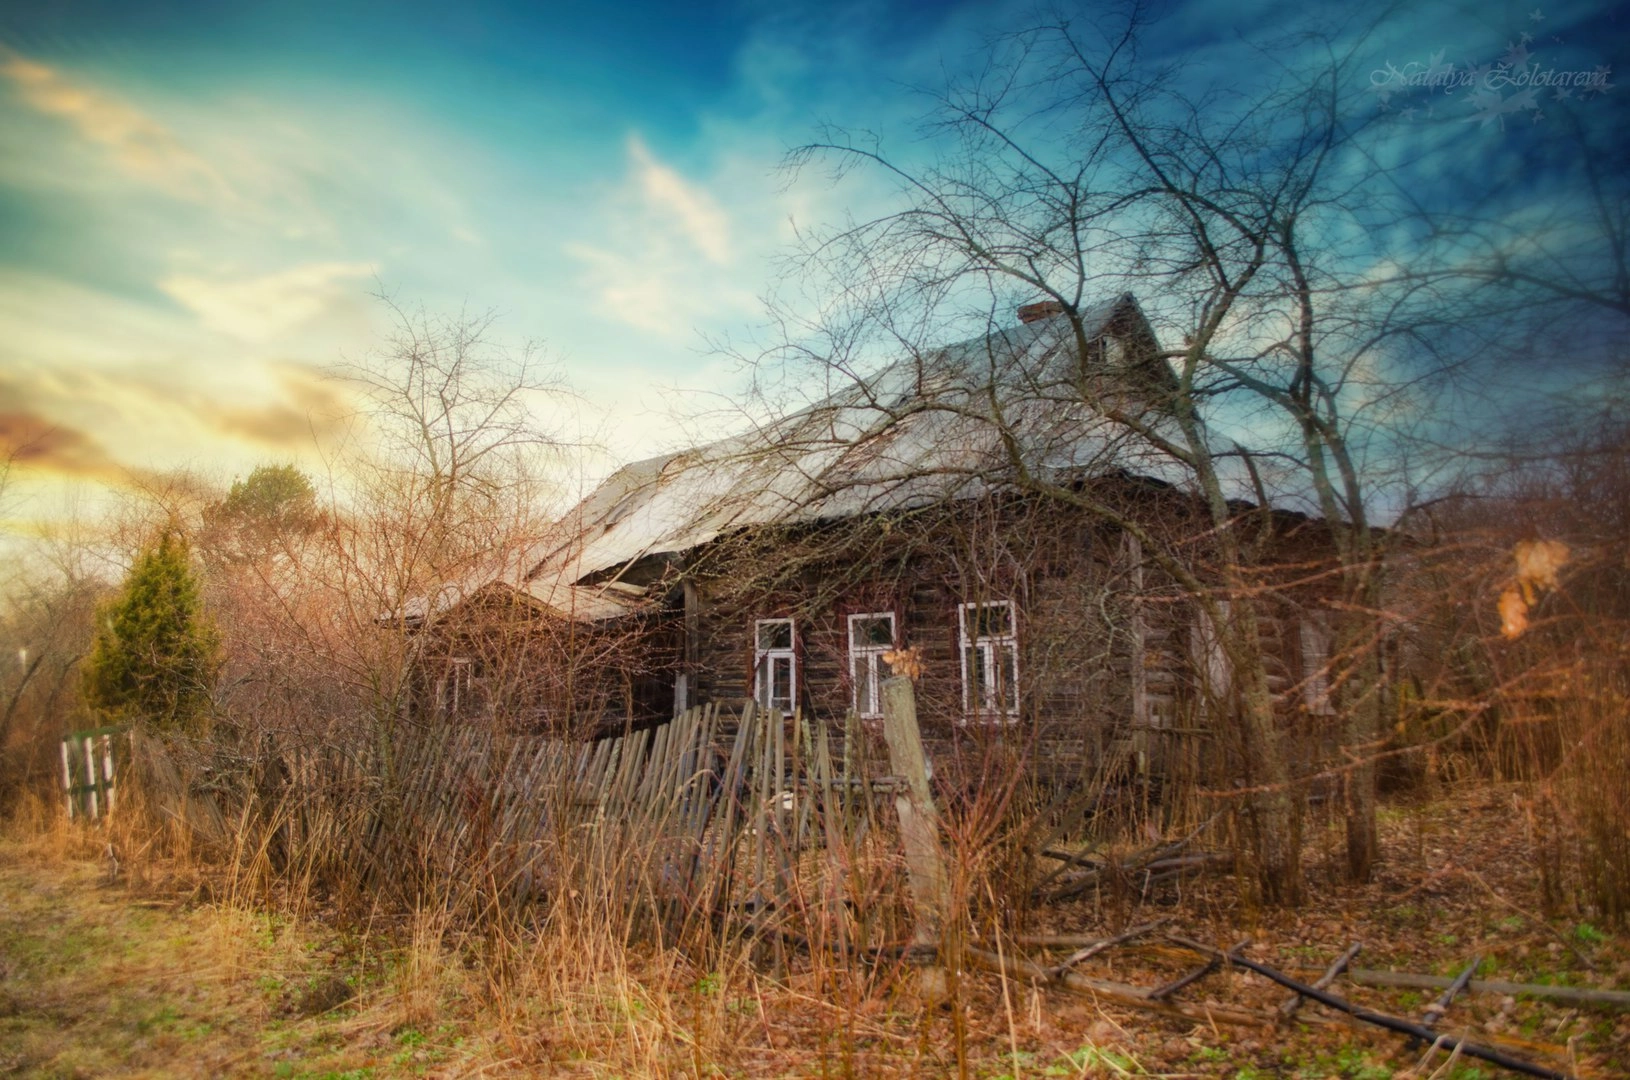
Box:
left=879, top=676, right=950, bottom=1003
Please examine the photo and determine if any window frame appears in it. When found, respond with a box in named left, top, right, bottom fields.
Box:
left=847, top=611, right=898, bottom=719
left=752, top=617, right=797, bottom=714
left=958, top=599, right=1020, bottom=721
left=438, top=656, right=476, bottom=718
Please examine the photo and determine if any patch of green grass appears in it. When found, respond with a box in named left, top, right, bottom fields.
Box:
left=1055, top=1045, right=1138, bottom=1075
left=135, top=1003, right=182, bottom=1034
left=1573, top=922, right=1607, bottom=945
left=1335, top=1046, right=1393, bottom=1080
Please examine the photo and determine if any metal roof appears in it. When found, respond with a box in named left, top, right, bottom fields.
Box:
left=400, top=294, right=1329, bottom=626
left=527, top=295, right=1239, bottom=602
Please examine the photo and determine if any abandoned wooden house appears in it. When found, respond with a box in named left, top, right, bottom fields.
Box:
left=407, top=294, right=1342, bottom=781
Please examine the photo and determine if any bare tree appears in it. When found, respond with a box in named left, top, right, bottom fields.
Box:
left=756, top=7, right=1556, bottom=897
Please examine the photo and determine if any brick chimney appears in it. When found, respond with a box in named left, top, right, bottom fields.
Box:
left=1017, top=299, right=1066, bottom=324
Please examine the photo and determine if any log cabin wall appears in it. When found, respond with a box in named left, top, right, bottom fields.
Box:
left=410, top=490, right=1348, bottom=790
left=410, top=591, right=682, bottom=738
left=672, top=486, right=1344, bottom=787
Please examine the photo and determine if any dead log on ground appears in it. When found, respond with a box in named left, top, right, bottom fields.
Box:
left=1338, top=968, right=1630, bottom=1009
left=1151, top=938, right=1248, bottom=1002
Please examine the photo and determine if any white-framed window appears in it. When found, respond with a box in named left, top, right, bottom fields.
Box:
left=1299, top=615, right=1336, bottom=715
left=753, top=618, right=797, bottom=713
left=959, top=600, right=1019, bottom=719
left=847, top=611, right=897, bottom=719
left=438, top=657, right=476, bottom=717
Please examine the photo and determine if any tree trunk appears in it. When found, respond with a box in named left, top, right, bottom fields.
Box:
left=1338, top=603, right=1383, bottom=884
left=1219, top=598, right=1303, bottom=907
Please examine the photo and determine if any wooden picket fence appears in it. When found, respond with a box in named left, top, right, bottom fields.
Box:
left=60, top=726, right=119, bottom=821
left=129, top=703, right=909, bottom=947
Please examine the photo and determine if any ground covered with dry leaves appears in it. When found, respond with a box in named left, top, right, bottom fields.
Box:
left=1, top=783, right=1626, bottom=1078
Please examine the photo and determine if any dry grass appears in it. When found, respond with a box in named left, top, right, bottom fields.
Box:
left=6, top=776, right=1630, bottom=1078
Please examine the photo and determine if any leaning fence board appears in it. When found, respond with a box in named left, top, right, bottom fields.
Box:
left=128, top=699, right=896, bottom=952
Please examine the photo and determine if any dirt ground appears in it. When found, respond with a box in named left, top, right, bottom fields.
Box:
left=1, top=784, right=1626, bottom=1078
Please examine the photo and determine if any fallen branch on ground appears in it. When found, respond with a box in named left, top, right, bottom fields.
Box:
left=1423, top=956, right=1482, bottom=1028
left=1281, top=942, right=1361, bottom=1019
left=1047, top=918, right=1169, bottom=978
left=962, top=944, right=1322, bottom=1031
left=1168, top=936, right=1573, bottom=1080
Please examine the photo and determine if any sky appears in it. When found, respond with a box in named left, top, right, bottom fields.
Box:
left=0, top=0, right=1625, bottom=541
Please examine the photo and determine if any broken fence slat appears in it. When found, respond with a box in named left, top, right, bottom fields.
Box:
left=1167, top=937, right=1572, bottom=1080
left=1280, top=941, right=1361, bottom=1019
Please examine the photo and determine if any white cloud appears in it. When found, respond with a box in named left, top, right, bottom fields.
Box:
left=565, top=135, right=766, bottom=339
left=626, top=134, right=732, bottom=265
left=159, top=261, right=376, bottom=341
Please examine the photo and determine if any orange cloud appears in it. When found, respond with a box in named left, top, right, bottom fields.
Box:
left=206, top=363, right=355, bottom=449
left=0, top=409, right=120, bottom=478
left=0, top=47, right=231, bottom=204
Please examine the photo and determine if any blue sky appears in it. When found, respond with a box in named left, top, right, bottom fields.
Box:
left=0, top=0, right=1624, bottom=533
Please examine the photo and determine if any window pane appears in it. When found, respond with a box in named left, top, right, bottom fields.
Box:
left=851, top=614, right=894, bottom=647
left=772, top=655, right=793, bottom=710
left=758, top=620, right=792, bottom=650
left=853, top=657, right=874, bottom=715
left=977, top=603, right=1013, bottom=638
left=965, top=644, right=987, bottom=709
left=1002, top=645, right=1019, bottom=712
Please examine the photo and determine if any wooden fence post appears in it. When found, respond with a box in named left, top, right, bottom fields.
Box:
left=879, top=675, right=950, bottom=1002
